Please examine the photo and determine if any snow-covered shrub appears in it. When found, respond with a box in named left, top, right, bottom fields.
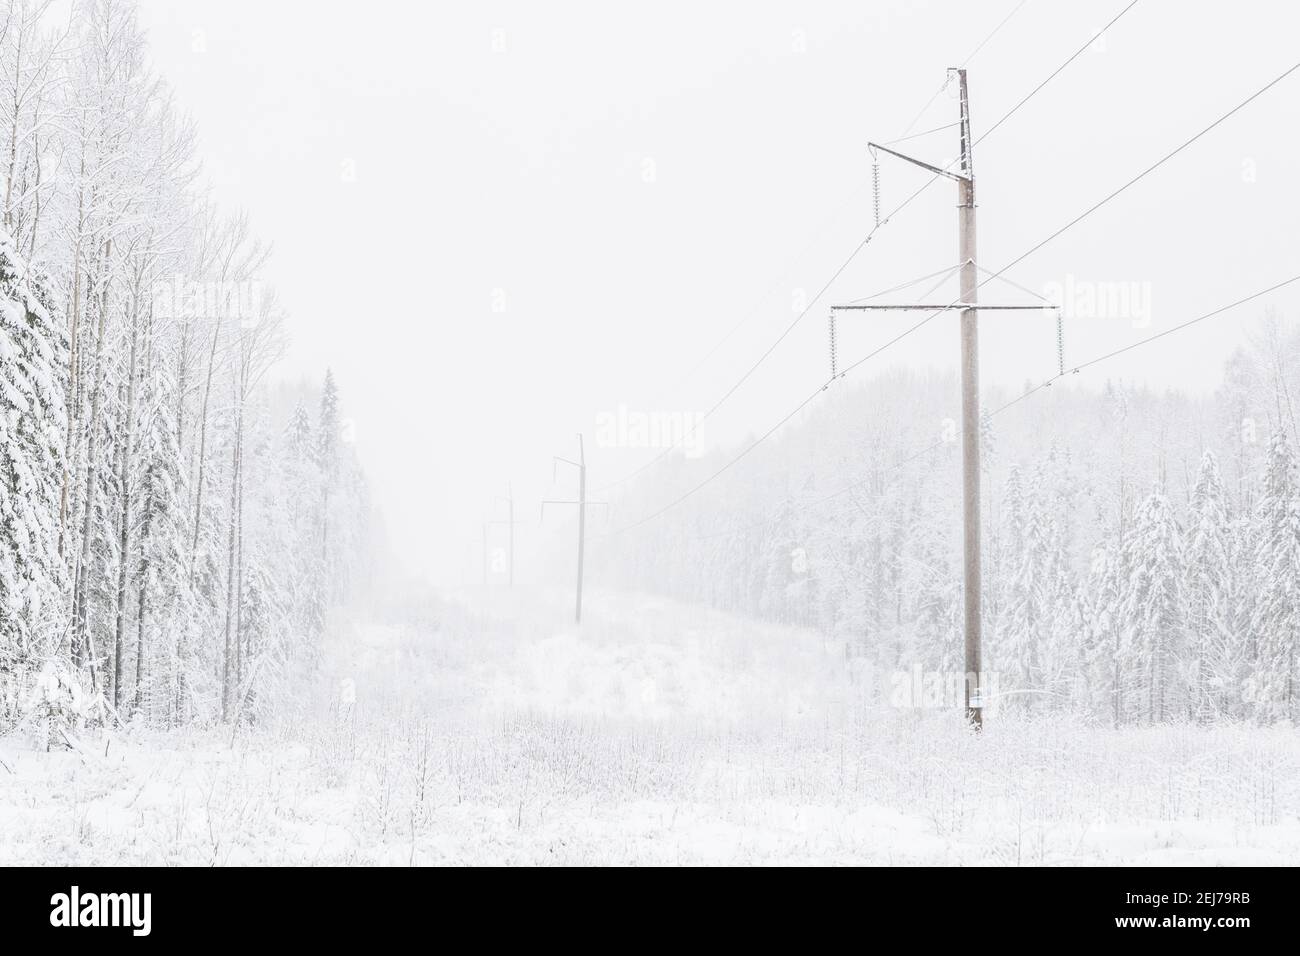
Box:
left=23, top=662, right=94, bottom=750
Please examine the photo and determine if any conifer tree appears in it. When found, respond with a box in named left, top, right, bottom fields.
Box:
left=1184, top=451, right=1239, bottom=719
left=1120, top=491, right=1184, bottom=723
left=1248, top=429, right=1300, bottom=719
left=0, top=231, right=66, bottom=683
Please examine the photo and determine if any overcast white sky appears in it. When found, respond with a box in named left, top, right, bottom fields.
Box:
left=133, top=0, right=1300, bottom=580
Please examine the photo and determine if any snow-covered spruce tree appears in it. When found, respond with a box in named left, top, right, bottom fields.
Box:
left=1037, top=449, right=1081, bottom=708
left=0, top=229, right=67, bottom=711
left=1247, top=428, right=1300, bottom=720
left=910, top=502, right=960, bottom=675
left=1119, top=490, right=1185, bottom=723
left=1217, top=349, right=1261, bottom=516
left=1080, top=537, right=1125, bottom=722
left=318, top=368, right=339, bottom=473
left=758, top=503, right=803, bottom=626
left=1061, top=554, right=1098, bottom=715
left=991, top=465, right=1027, bottom=673
left=1183, top=451, right=1242, bottom=720
left=287, top=399, right=312, bottom=459
left=131, top=359, right=191, bottom=723
left=824, top=492, right=882, bottom=654
left=994, top=465, right=1074, bottom=712
left=282, top=400, right=326, bottom=653
left=227, top=402, right=288, bottom=720
left=317, top=367, right=340, bottom=590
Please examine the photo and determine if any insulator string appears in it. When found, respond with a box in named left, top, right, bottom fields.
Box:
left=871, top=160, right=881, bottom=227
left=1056, top=310, right=1065, bottom=376
left=828, top=312, right=838, bottom=379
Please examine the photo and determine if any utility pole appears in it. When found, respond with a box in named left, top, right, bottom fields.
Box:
left=487, top=483, right=524, bottom=587
left=543, top=435, right=608, bottom=623
left=956, top=68, right=982, bottom=731
left=503, top=484, right=516, bottom=588
left=831, top=69, right=1058, bottom=730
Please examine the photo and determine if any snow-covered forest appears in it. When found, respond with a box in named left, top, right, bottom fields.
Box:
left=1, top=0, right=1298, bottom=872
left=598, top=324, right=1300, bottom=726
left=0, top=0, right=371, bottom=737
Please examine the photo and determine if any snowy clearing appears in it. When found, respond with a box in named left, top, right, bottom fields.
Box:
left=3, top=589, right=1297, bottom=866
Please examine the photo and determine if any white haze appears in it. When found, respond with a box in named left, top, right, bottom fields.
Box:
left=133, top=0, right=1300, bottom=581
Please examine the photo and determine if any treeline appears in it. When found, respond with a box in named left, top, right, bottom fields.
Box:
left=0, top=0, right=369, bottom=732
left=597, top=316, right=1300, bottom=724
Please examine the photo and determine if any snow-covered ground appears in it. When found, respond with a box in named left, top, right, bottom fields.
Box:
left=2, top=588, right=1298, bottom=865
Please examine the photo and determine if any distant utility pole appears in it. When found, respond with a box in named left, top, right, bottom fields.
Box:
left=831, top=69, right=1058, bottom=730
left=543, top=435, right=608, bottom=623
left=486, top=483, right=524, bottom=587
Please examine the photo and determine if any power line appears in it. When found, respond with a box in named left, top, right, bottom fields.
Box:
left=667, top=176, right=877, bottom=392
left=882, top=121, right=961, bottom=147
left=595, top=156, right=955, bottom=496
left=897, top=0, right=1034, bottom=138
left=976, top=0, right=1141, bottom=146
left=895, top=1, right=1145, bottom=191
left=690, top=274, right=1300, bottom=541
left=845, top=262, right=964, bottom=305
left=595, top=6, right=1135, bottom=495
left=592, top=231, right=875, bottom=493
left=844, top=54, right=1300, bottom=386
left=990, top=274, right=1300, bottom=418
left=837, top=55, right=1300, bottom=396
left=602, top=61, right=1299, bottom=535
left=691, top=437, right=951, bottom=542
left=608, top=384, right=828, bottom=534
left=978, top=59, right=1300, bottom=294
left=960, top=0, right=1034, bottom=66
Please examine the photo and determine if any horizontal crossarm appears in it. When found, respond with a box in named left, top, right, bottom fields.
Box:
left=831, top=303, right=1059, bottom=311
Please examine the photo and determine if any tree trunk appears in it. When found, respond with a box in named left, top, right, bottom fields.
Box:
left=191, top=315, right=223, bottom=580
left=220, top=385, right=241, bottom=721
left=112, top=293, right=140, bottom=712
left=73, top=241, right=111, bottom=692
left=58, top=163, right=85, bottom=565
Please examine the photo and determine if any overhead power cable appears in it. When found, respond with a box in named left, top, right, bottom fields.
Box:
left=594, top=2, right=1140, bottom=494
left=691, top=274, right=1300, bottom=541
left=602, top=60, right=1299, bottom=534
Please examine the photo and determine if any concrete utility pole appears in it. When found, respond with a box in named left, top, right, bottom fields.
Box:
left=487, top=483, right=524, bottom=587
left=956, top=68, right=982, bottom=731
left=543, top=435, right=607, bottom=624
left=831, top=70, right=1057, bottom=730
